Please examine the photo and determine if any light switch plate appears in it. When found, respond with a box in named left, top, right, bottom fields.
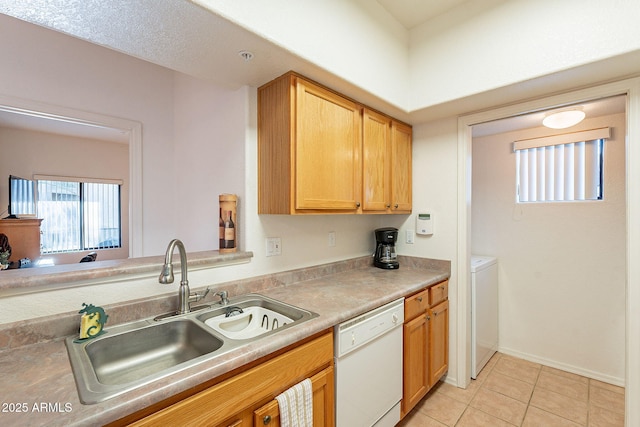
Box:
left=406, top=229, right=415, bottom=244
left=328, top=231, right=336, bottom=247
left=266, top=237, right=282, bottom=256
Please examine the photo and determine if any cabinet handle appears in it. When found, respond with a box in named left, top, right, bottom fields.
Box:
left=426, top=315, right=431, bottom=321
left=416, top=296, right=423, bottom=302
left=356, top=202, right=361, bottom=208
left=263, top=415, right=272, bottom=425
left=386, top=204, right=391, bottom=208
left=394, top=204, right=399, bottom=208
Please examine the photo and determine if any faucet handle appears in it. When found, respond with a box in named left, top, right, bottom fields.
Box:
left=189, top=287, right=211, bottom=303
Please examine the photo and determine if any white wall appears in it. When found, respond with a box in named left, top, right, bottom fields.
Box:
left=0, top=128, right=130, bottom=263
left=193, top=0, right=409, bottom=109
left=393, top=117, right=461, bottom=384
left=409, top=0, right=640, bottom=111
left=192, top=0, right=640, bottom=116
left=171, top=73, right=246, bottom=251
left=0, top=15, right=384, bottom=323
left=471, top=113, right=627, bottom=384
left=0, top=15, right=176, bottom=256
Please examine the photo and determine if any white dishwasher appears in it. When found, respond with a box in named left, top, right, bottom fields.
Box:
left=334, top=298, right=404, bottom=427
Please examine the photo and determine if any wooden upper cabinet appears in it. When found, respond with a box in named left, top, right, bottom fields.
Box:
left=390, top=120, right=412, bottom=213
left=258, top=72, right=361, bottom=214
left=258, top=71, right=411, bottom=215
left=362, top=110, right=413, bottom=213
left=362, top=109, right=391, bottom=212
left=295, top=79, right=362, bottom=211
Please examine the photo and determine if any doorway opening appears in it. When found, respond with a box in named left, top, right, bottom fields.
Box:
left=456, top=78, right=640, bottom=425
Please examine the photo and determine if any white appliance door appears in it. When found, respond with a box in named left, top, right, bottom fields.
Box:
left=472, top=259, right=498, bottom=378
left=335, top=326, right=403, bottom=427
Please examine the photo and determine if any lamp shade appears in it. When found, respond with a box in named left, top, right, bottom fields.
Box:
left=542, top=110, right=586, bottom=129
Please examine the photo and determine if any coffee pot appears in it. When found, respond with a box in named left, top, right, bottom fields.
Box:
left=373, top=227, right=399, bottom=269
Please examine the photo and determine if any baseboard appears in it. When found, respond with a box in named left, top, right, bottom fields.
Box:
left=498, top=346, right=625, bottom=387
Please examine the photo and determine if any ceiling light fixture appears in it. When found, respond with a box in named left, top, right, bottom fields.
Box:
left=238, top=50, right=254, bottom=62
left=542, top=109, right=585, bottom=129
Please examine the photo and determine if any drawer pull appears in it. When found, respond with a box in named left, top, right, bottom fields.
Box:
left=263, top=415, right=272, bottom=425
left=416, top=296, right=423, bottom=302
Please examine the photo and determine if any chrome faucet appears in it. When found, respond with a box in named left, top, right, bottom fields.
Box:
left=159, top=239, right=209, bottom=315
left=216, top=290, right=229, bottom=305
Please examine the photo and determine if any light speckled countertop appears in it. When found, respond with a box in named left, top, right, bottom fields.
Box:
left=0, top=261, right=449, bottom=427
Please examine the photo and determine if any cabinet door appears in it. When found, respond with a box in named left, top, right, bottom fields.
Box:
left=0, top=219, right=43, bottom=261
left=253, top=367, right=335, bottom=427
left=390, top=121, right=412, bottom=212
left=362, top=109, right=391, bottom=212
left=402, top=313, right=430, bottom=416
left=295, top=78, right=362, bottom=211
left=429, top=300, right=449, bottom=387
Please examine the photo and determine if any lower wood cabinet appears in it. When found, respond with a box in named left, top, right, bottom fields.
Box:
left=402, top=280, right=449, bottom=418
left=126, top=332, right=334, bottom=427
left=253, top=367, right=334, bottom=427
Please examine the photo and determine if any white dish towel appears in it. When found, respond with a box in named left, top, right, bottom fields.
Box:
left=275, top=378, right=313, bottom=427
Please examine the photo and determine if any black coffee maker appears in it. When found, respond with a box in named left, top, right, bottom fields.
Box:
left=374, top=227, right=399, bottom=269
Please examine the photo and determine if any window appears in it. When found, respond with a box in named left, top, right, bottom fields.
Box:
left=514, top=127, right=610, bottom=203
left=34, top=176, right=122, bottom=254
left=9, top=175, right=36, bottom=216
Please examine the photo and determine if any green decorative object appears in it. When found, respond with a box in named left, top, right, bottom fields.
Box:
left=73, top=303, right=108, bottom=343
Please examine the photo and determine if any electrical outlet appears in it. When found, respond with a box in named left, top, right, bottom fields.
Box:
left=266, top=237, right=282, bottom=256
left=328, top=231, right=336, bottom=247
left=406, top=229, right=415, bottom=244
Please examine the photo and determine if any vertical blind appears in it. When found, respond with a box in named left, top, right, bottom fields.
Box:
left=34, top=176, right=122, bottom=254
left=9, top=175, right=36, bottom=215
left=514, top=128, right=610, bottom=203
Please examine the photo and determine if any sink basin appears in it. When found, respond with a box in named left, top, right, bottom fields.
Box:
left=197, top=294, right=317, bottom=340
left=65, top=294, right=318, bottom=404
left=203, top=306, right=294, bottom=340
left=85, top=319, right=223, bottom=385
left=66, top=318, right=227, bottom=403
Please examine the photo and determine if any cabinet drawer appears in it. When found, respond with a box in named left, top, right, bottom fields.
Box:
left=405, top=288, right=430, bottom=320
left=429, top=280, right=448, bottom=306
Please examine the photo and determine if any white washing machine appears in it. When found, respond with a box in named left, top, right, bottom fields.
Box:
left=471, top=255, right=498, bottom=379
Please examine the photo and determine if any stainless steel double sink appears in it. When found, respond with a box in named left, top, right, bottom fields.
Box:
left=65, top=294, right=318, bottom=404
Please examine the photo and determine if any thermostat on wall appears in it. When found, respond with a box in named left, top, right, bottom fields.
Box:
left=416, top=213, right=434, bottom=235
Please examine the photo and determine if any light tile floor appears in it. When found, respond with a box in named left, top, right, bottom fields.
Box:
left=398, top=353, right=625, bottom=427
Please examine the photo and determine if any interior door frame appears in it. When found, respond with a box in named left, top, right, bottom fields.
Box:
left=456, top=77, right=640, bottom=426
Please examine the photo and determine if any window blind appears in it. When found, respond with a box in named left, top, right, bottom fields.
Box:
left=35, top=176, right=122, bottom=254
left=514, top=128, right=609, bottom=203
